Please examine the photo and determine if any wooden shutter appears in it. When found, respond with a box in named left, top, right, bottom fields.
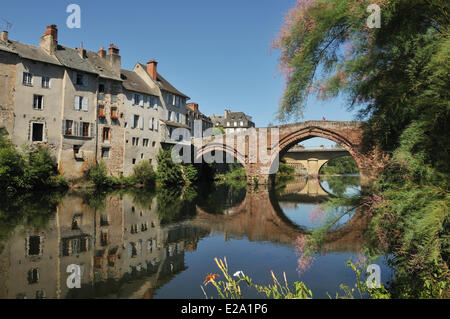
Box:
left=82, top=97, right=88, bottom=111
left=74, top=96, right=80, bottom=110
left=90, top=123, right=95, bottom=138
left=131, top=94, right=135, bottom=105
left=140, top=116, right=144, bottom=130
left=139, top=95, right=144, bottom=107
left=62, top=120, right=66, bottom=135
left=74, top=122, right=79, bottom=136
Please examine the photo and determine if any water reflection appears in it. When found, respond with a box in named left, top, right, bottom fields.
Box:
left=0, top=176, right=391, bottom=299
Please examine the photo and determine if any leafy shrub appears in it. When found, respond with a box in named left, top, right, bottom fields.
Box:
left=88, top=162, right=111, bottom=188
left=183, top=164, right=198, bottom=184
left=133, top=160, right=156, bottom=187
left=156, top=148, right=184, bottom=186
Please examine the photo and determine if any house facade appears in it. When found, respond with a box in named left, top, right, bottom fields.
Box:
left=211, top=109, right=255, bottom=134
left=0, top=25, right=192, bottom=179
left=186, top=103, right=213, bottom=136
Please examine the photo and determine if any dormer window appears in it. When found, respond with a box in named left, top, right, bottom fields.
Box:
left=23, top=72, right=33, bottom=86
left=73, top=72, right=88, bottom=86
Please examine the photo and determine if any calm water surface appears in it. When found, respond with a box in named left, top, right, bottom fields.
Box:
left=0, top=176, right=393, bottom=299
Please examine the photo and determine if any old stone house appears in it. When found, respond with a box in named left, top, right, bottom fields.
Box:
left=210, top=109, right=255, bottom=134
left=0, top=25, right=192, bottom=179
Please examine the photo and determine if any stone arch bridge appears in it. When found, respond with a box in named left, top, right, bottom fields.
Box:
left=192, top=121, right=388, bottom=186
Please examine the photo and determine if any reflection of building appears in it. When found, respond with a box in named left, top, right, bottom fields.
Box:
left=0, top=193, right=207, bottom=299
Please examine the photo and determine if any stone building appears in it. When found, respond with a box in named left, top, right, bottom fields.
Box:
left=139, top=61, right=191, bottom=145
left=210, top=109, right=255, bottom=134
left=0, top=24, right=192, bottom=179
left=120, top=66, right=161, bottom=174
left=186, top=103, right=213, bottom=136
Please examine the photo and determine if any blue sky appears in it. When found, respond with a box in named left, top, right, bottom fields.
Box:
left=2, top=0, right=359, bottom=146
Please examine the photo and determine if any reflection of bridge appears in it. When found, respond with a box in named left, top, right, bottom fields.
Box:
left=191, top=186, right=369, bottom=252
left=284, top=148, right=351, bottom=176
left=193, top=121, right=388, bottom=186
left=279, top=176, right=330, bottom=197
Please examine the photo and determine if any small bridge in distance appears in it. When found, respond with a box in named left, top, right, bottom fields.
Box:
left=284, top=146, right=351, bottom=176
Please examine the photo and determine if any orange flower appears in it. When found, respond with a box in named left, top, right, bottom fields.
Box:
left=203, top=273, right=220, bottom=286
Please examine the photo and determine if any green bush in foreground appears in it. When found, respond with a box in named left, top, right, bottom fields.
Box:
left=0, top=135, right=67, bottom=192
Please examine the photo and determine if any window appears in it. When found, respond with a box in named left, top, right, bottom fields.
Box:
left=132, top=137, right=139, bottom=146
left=101, top=231, right=109, bottom=246
left=23, top=72, right=33, bottom=86
left=240, top=121, right=244, bottom=126
left=133, top=94, right=142, bottom=106
left=133, top=115, right=139, bottom=129
left=74, top=96, right=88, bottom=111
left=143, top=139, right=149, bottom=147
left=33, top=95, right=44, bottom=110
left=226, top=122, right=230, bottom=127
left=101, top=147, right=110, bottom=158
left=103, top=127, right=111, bottom=142
left=31, top=123, right=44, bottom=142
left=41, top=77, right=50, bottom=88
left=150, top=96, right=159, bottom=108
left=111, top=107, right=118, bottom=120
left=149, top=118, right=154, bottom=130
left=28, top=236, right=41, bottom=256
left=73, top=145, right=81, bottom=156
left=100, top=215, right=109, bottom=226
left=98, top=105, right=105, bottom=118
left=27, top=268, right=39, bottom=284
left=98, top=84, right=105, bottom=100
left=64, top=120, right=73, bottom=136
left=176, top=113, right=180, bottom=123
left=111, top=94, right=118, bottom=103
left=234, top=121, right=237, bottom=127
left=132, top=158, right=136, bottom=165
left=82, top=122, right=90, bottom=137
left=71, top=214, right=82, bottom=230
left=73, top=72, right=88, bottom=86
left=152, top=141, right=156, bottom=147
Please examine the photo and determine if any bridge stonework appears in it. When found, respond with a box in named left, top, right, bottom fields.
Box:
left=195, top=121, right=389, bottom=187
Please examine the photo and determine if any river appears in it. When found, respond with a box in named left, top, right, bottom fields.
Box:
left=0, top=175, right=394, bottom=299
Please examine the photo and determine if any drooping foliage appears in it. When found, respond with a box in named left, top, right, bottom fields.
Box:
left=275, top=0, right=450, bottom=298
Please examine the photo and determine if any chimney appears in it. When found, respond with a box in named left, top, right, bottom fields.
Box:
left=147, top=60, right=158, bottom=80
left=77, top=43, right=87, bottom=59
left=106, top=43, right=121, bottom=76
left=98, top=46, right=106, bottom=58
left=44, top=24, right=58, bottom=41
left=40, top=24, right=58, bottom=54
left=0, top=31, right=8, bottom=42
left=188, top=103, right=199, bottom=112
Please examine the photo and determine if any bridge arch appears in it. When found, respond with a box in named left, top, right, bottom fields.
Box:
left=268, top=125, right=363, bottom=179
left=194, top=143, right=247, bottom=169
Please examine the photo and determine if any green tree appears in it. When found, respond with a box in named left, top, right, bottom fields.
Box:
left=156, top=148, right=185, bottom=186
left=275, top=0, right=450, bottom=298
left=132, top=160, right=156, bottom=187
